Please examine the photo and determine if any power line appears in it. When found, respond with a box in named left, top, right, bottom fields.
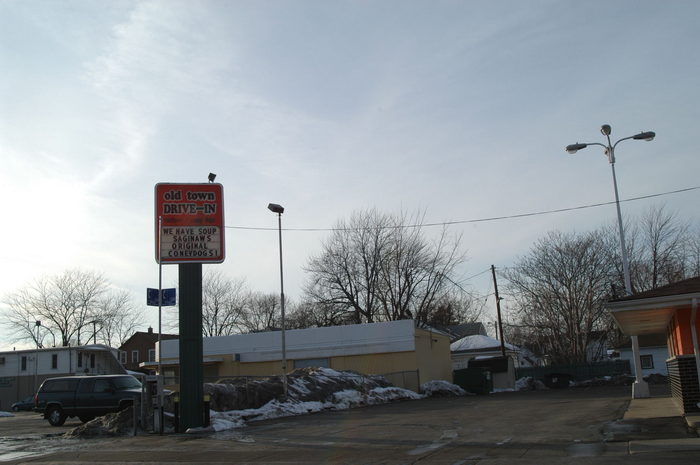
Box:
left=224, top=185, right=700, bottom=232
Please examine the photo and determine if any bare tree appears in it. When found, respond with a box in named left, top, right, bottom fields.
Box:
left=602, top=205, right=692, bottom=295
left=201, top=271, right=247, bottom=337
left=378, top=215, right=465, bottom=323
left=304, top=209, right=467, bottom=326
left=2, top=269, right=133, bottom=347
left=239, top=292, right=280, bottom=332
left=423, top=292, right=485, bottom=327
left=505, top=231, right=614, bottom=364
left=305, top=209, right=392, bottom=323
left=97, top=290, right=145, bottom=347
left=687, top=226, right=700, bottom=278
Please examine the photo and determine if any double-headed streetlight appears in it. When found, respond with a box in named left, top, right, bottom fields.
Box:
left=565, top=124, right=655, bottom=398
left=268, top=203, right=288, bottom=400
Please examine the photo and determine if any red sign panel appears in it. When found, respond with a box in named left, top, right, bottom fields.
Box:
left=154, top=183, right=225, bottom=263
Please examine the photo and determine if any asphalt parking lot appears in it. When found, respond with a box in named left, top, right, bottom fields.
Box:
left=1, top=385, right=698, bottom=464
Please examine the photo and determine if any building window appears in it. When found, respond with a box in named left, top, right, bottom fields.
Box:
left=120, top=351, right=127, bottom=364
left=148, top=349, right=156, bottom=362
left=640, top=354, right=654, bottom=370
left=132, top=350, right=139, bottom=364
left=78, top=353, right=83, bottom=368
left=51, top=354, right=58, bottom=369
left=21, top=356, right=27, bottom=371
left=90, top=353, right=95, bottom=368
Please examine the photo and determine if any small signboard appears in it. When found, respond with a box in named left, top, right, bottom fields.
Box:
left=154, top=183, right=225, bottom=263
left=147, top=288, right=176, bottom=306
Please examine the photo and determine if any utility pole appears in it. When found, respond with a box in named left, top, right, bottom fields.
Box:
left=491, top=265, right=506, bottom=357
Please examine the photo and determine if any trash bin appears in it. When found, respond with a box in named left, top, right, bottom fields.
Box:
left=544, top=373, right=572, bottom=389
left=453, top=368, right=493, bottom=394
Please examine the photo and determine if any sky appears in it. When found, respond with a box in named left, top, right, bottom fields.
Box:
left=1, top=0, right=699, bottom=351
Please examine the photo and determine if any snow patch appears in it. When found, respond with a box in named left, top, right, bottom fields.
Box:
left=420, top=380, right=469, bottom=397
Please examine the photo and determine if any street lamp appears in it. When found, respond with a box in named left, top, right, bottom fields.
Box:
left=34, top=321, right=41, bottom=393
left=565, top=124, right=655, bottom=398
left=267, top=203, right=288, bottom=400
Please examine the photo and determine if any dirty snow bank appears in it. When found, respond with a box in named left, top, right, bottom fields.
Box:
left=515, top=377, right=549, bottom=391
left=420, top=380, right=469, bottom=397
left=209, top=383, right=422, bottom=432
left=0, top=411, right=13, bottom=418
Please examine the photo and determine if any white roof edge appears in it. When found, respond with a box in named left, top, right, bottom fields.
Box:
left=606, top=292, right=700, bottom=311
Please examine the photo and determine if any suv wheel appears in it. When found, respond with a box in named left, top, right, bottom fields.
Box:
left=47, top=406, right=67, bottom=426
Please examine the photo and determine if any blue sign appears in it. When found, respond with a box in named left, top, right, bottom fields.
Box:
left=147, top=288, right=176, bottom=306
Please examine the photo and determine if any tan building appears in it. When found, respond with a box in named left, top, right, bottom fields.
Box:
left=148, top=320, right=452, bottom=392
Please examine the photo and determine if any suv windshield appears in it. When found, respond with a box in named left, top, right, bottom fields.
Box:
left=112, top=376, right=142, bottom=390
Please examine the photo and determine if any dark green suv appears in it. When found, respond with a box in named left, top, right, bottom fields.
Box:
left=34, top=375, right=142, bottom=426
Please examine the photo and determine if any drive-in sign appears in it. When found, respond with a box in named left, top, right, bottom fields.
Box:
left=154, top=183, right=225, bottom=263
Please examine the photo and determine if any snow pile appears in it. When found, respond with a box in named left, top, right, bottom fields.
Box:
left=451, top=334, right=517, bottom=352
left=571, top=375, right=634, bottom=387
left=208, top=370, right=422, bottom=432
left=207, top=367, right=393, bottom=412
left=0, top=411, right=13, bottom=418
left=515, top=377, right=549, bottom=391
left=420, top=380, right=469, bottom=397
left=208, top=387, right=421, bottom=431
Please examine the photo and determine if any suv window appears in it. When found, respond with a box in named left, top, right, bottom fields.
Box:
left=42, top=378, right=79, bottom=392
left=78, top=379, right=96, bottom=393
left=112, top=376, right=142, bottom=390
left=94, top=379, right=113, bottom=393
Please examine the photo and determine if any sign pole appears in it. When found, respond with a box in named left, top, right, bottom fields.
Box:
left=178, top=263, right=203, bottom=430
left=157, top=216, right=164, bottom=435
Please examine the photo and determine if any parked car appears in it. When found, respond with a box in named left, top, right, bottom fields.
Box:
left=34, top=375, right=142, bottom=426
left=11, top=395, right=35, bottom=412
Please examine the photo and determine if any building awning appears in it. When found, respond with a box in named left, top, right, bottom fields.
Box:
left=606, top=289, right=700, bottom=335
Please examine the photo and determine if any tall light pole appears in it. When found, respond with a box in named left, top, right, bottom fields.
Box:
left=34, top=321, right=41, bottom=393
left=566, top=124, right=655, bottom=398
left=268, top=203, right=288, bottom=400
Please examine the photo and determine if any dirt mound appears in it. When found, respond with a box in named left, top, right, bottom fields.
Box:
left=63, top=409, right=136, bottom=438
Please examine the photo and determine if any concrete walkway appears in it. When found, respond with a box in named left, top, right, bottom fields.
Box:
left=622, top=395, right=700, bottom=455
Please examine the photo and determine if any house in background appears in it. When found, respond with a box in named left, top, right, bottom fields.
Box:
left=606, top=275, right=700, bottom=412
left=450, top=334, right=520, bottom=390
left=0, top=344, right=124, bottom=411
left=450, top=334, right=519, bottom=370
left=613, top=334, right=668, bottom=377
left=149, top=320, right=452, bottom=392
left=118, top=327, right=178, bottom=374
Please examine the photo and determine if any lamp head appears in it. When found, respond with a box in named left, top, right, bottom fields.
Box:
left=267, top=203, right=284, bottom=214
left=600, top=124, right=612, bottom=136
left=565, top=143, right=587, bottom=154
left=632, top=131, right=655, bottom=141
left=208, top=173, right=216, bottom=183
